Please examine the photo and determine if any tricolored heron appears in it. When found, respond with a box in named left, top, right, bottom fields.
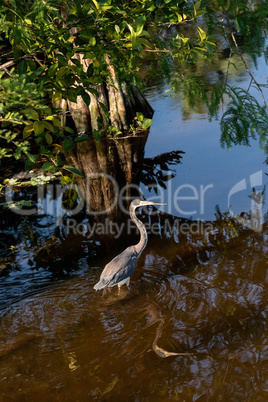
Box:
left=93, top=199, right=166, bottom=290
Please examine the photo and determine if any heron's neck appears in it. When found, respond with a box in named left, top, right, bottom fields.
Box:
left=130, top=207, right=148, bottom=257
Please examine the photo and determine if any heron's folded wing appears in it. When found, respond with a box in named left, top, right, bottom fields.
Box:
left=100, top=247, right=138, bottom=285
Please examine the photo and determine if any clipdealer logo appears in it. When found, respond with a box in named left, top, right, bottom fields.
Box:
left=3, top=170, right=265, bottom=233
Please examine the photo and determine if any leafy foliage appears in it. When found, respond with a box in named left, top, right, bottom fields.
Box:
left=203, top=0, right=268, bottom=65
left=0, top=0, right=215, bottom=174
left=0, top=0, right=267, bottom=177
left=220, top=86, right=268, bottom=149
left=129, top=112, right=153, bottom=133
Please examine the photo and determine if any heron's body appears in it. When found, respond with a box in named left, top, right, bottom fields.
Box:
left=93, top=246, right=138, bottom=290
left=93, top=199, right=165, bottom=290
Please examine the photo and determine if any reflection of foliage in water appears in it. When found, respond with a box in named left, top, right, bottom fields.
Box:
left=140, top=150, right=185, bottom=193
left=143, top=0, right=268, bottom=152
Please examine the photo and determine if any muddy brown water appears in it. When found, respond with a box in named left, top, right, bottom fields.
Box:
left=1, top=43, right=268, bottom=401
left=0, top=223, right=267, bottom=401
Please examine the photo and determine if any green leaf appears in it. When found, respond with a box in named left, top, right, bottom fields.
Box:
left=198, top=27, right=206, bottom=42
left=27, top=59, right=36, bottom=71
left=81, top=91, right=91, bottom=106
left=32, top=66, right=46, bottom=77
left=93, top=130, right=103, bottom=141
left=42, top=162, right=57, bottom=171
left=70, top=58, right=81, bottom=67
left=57, top=66, right=68, bottom=79
left=56, top=155, right=62, bottom=166
left=23, top=124, right=34, bottom=139
left=18, top=60, right=27, bottom=75
left=63, top=126, right=74, bottom=133
left=89, top=36, right=96, bottom=46
left=60, top=175, right=72, bottom=186
left=87, top=64, right=94, bottom=77
left=177, top=14, right=183, bottom=23
left=52, top=92, right=62, bottom=102
left=46, top=116, right=61, bottom=128
left=62, top=165, right=84, bottom=177
left=24, top=109, right=39, bottom=121
left=194, top=0, right=201, bottom=12
left=84, top=52, right=94, bottom=59
left=87, top=87, right=99, bottom=96
left=12, top=27, right=21, bottom=45
left=99, top=102, right=109, bottom=119
left=25, top=158, right=37, bottom=171
left=66, top=88, right=77, bottom=103
left=136, top=112, right=144, bottom=121
left=45, top=132, right=53, bottom=145
left=141, top=118, right=153, bottom=129
left=25, top=152, right=38, bottom=164
left=63, top=136, right=75, bottom=150
left=75, top=134, right=89, bottom=143
left=43, top=121, right=54, bottom=132
left=48, top=63, right=58, bottom=78
left=135, top=15, right=146, bottom=36
left=57, top=54, right=68, bottom=66
left=52, top=117, right=62, bottom=128
left=33, top=121, right=45, bottom=135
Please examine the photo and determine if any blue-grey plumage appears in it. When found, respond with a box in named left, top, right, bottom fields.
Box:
left=93, top=246, right=138, bottom=290
left=94, top=199, right=166, bottom=290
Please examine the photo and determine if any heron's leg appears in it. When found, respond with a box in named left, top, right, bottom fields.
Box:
left=126, top=277, right=130, bottom=288
left=117, top=283, right=121, bottom=296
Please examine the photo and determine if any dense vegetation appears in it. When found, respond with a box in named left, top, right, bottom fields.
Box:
left=0, top=0, right=267, bottom=179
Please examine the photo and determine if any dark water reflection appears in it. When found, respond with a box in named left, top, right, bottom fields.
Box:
left=1, top=36, right=268, bottom=402
left=0, top=224, right=267, bottom=401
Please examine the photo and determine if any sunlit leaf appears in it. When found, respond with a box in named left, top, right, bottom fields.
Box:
left=135, top=15, right=146, bottom=36
left=198, top=27, right=206, bottom=42
left=62, top=165, right=84, bottom=177
left=23, top=124, right=34, bottom=139
left=25, top=152, right=38, bottom=163
left=42, top=162, right=57, bottom=171
left=141, top=118, right=153, bottom=129
left=52, top=92, right=62, bottom=102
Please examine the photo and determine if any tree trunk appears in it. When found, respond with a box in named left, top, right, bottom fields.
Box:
left=64, top=132, right=149, bottom=220
left=60, top=48, right=153, bottom=218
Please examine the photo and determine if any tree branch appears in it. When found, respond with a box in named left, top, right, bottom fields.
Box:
left=0, top=54, right=38, bottom=71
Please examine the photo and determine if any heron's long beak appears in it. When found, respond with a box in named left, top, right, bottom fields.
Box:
left=139, top=201, right=166, bottom=206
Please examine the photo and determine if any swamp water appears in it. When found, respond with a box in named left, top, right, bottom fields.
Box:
left=0, top=50, right=267, bottom=401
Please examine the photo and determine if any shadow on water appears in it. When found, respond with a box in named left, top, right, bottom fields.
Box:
left=0, top=138, right=267, bottom=400
left=0, top=207, right=267, bottom=400
left=0, top=35, right=268, bottom=401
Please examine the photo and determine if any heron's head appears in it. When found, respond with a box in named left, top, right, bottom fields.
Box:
left=131, top=199, right=166, bottom=209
